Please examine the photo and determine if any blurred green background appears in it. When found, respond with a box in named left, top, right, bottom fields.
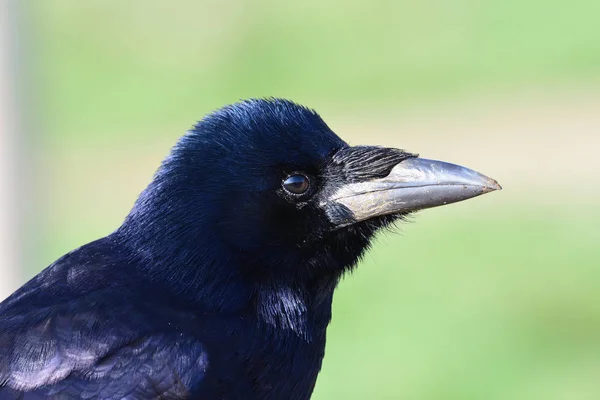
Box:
left=10, top=0, right=600, bottom=398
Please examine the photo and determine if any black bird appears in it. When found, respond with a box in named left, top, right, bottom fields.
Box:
left=0, top=99, right=500, bottom=399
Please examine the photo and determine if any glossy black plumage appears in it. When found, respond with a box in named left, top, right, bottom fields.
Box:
left=0, top=99, right=500, bottom=399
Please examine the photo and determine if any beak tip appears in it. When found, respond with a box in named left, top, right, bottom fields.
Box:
left=483, top=178, right=502, bottom=192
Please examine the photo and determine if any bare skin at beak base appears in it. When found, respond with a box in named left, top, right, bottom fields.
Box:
left=327, top=157, right=502, bottom=226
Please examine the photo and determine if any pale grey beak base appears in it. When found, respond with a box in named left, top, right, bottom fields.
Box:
left=328, top=158, right=501, bottom=226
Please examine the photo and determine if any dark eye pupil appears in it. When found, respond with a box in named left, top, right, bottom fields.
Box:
left=283, top=175, right=310, bottom=194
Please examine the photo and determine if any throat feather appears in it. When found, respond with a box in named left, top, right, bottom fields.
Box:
left=256, top=286, right=311, bottom=341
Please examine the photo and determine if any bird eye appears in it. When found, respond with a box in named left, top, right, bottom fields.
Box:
left=282, top=174, right=310, bottom=195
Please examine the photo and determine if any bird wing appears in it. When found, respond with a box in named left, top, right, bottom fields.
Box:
left=0, top=241, right=209, bottom=399
left=0, top=332, right=208, bottom=399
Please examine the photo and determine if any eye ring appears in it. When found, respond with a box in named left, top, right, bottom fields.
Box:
left=282, top=174, right=310, bottom=195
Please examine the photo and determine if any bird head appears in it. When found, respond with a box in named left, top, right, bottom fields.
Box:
left=120, top=99, right=500, bottom=301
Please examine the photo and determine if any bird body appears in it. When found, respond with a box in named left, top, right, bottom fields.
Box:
left=0, top=235, right=329, bottom=399
left=0, top=99, right=500, bottom=399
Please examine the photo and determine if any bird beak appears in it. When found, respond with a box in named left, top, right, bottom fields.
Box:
left=326, top=157, right=501, bottom=227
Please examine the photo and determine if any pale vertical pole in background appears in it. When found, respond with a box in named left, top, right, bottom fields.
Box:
left=0, top=0, right=22, bottom=300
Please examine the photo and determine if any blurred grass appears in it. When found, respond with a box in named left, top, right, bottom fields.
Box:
left=314, top=206, right=600, bottom=399
left=28, top=0, right=600, bottom=141
left=22, top=0, right=600, bottom=399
